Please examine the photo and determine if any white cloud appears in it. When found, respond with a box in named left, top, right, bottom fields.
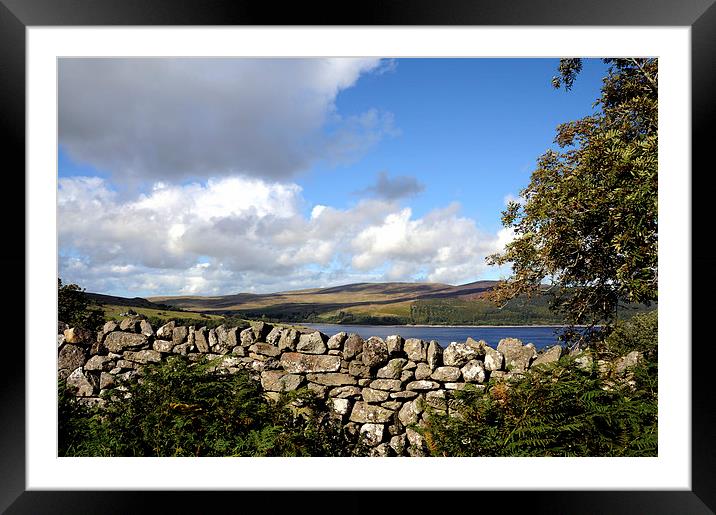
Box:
left=59, top=176, right=509, bottom=295
left=59, top=58, right=394, bottom=185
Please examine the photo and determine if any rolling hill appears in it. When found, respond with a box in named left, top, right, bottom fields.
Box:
left=147, top=281, right=656, bottom=326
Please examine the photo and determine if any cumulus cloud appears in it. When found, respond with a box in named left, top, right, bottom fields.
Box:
left=59, top=58, right=393, bottom=184
left=59, top=175, right=508, bottom=295
left=356, top=171, right=425, bottom=200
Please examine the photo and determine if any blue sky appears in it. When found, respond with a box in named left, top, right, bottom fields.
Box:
left=58, top=58, right=607, bottom=297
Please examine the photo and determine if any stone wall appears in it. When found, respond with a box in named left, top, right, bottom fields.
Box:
left=57, top=317, right=569, bottom=456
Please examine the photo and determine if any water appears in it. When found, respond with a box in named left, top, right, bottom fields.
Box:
left=300, top=323, right=573, bottom=350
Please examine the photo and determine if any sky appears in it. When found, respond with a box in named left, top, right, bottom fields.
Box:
left=58, top=57, right=608, bottom=297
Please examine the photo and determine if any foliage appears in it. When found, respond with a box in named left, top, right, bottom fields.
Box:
left=487, top=58, right=658, bottom=338
left=58, top=278, right=106, bottom=330
left=602, top=309, right=658, bottom=360
left=58, top=355, right=353, bottom=457
left=421, top=354, right=657, bottom=457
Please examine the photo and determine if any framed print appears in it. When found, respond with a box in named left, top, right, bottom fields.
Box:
left=3, top=0, right=714, bottom=513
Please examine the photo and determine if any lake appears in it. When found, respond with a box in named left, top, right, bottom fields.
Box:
left=300, top=323, right=576, bottom=351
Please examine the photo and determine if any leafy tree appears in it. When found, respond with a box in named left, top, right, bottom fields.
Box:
left=58, top=278, right=106, bottom=329
left=487, top=58, right=658, bottom=341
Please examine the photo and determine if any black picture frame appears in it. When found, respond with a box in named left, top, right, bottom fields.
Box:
left=2, top=1, right=713, bottom=513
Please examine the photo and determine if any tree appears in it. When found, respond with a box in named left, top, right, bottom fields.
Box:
left=487, top=59, right=658, bottom=341
left=58, top=278, right=106, bottom=329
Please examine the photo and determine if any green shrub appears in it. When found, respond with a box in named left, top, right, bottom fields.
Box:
left=603, top=310, right=658, bottom=359
left=420, top=353, right=657, bottom=457
left=58, top=356, right=352, bottom=457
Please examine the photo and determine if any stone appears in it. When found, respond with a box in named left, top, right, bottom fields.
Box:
left=279, top=353, right=341, bottom=373
left=57, top=334, right=65, bottom=349
left=406, top=427, right=427, bottom=456
left=390, top=434, right=407, bottom=456
left=490, top=370, right=507, bottom=380
left=251, top=321, right=271, bottom=341
left=297, top=331, right=328, bottom=354
left=139, top=320, right=154, bottom=337
left=240, top=327, right=256, bottom=347
left=358, top=378, right=371, bottom=387
left=66, top=368, right=94, bottom=396
left=343, top=333, right=364, bottom=360
left=307, top=383, right=327, bottom=398
left=403, top=361, right=417, bottom=371
left=63, top=327, right=94, bottom=345
left=306, top=373, right=357, bottom=386
left=330, top=398, right=351, bottom=417
left=362, top=388, right=390, bottom=403
left=381, top=401, right=402, bottom=411
left=152, top=340, right=175, bottom=353
left=400, top=370, right=414, bottom=383
left=99, top=372, right=115, bottom=389
left=404, top=338, right=427, bottom=362
left=398, top=398, right=423, bottom=426
left=461, top=360, right=487, bottom=383
left=385, top=335, right=404, bottom=356
left=278, top=328, right=299, bottom=352
left=444, top=382, right=467, bottom=390
left=349, top=402, right=394, bottom=424
left=123, top=350, right=162, bottom=364
left=329, top=386, right=362, bottom=398
left=483, top=346, right=504, bottom=371
left=249, top=343, right=282, bottom=357
left=532, top=345, right=564, bottom=368
left=194, top=327, right=210, bottom=353
left=173, top=342, right=192, bottom=355
left=115, top=360, right=137, bottom=370
left=363, top=337, right=389, bottom=368
left=265, top=327, right=282, bottom=346
left=104, top=331, right=149, bottom=352
left=414, top=363, right=433, bottom=381
left=406, top=380, right=440, bottom=391
left=390, top=390, right=418, bottom=400
left=497, top=338, right=537, bottom=372
left=376, top=358, right=407, bottom=379
left=84, top=355, right=114, bottom=372
left=172, top=326, right=188, bottom=345
left=369, top=379, right=403, bottom=392
left=119, top=318, right=140, bottom=332
left=360, top=423, right=385, bottom=447
left=58, top=344, right=86, bottom=379
left=443, top=342, right=481, bottom=367
left=348, top=361, right=371, bottom=378
left=328, top=350, right=342, bottom=356
left=614, top=351, right=643, bottom=377
left=260, top=370, right=304, bottom=392
left=156, top=321, right=175, bottom=339
left=102, top=320, right=119, bottom=334
left=208, top=328, right=218, bottom=349
left=431, top=366, right=462, bottom=382
left=427, top=340, right=443, bottom=370
left=327, top=331, right=348, bottom=350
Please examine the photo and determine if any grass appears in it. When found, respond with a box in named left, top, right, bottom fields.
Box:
left=100, top=304, right=225, bottom=322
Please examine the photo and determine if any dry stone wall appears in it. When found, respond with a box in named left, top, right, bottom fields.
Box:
left=57, top=317, right=568, bottom=456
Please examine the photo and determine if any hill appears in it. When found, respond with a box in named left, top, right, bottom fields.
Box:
left=148, top=281, right=654, bottom=326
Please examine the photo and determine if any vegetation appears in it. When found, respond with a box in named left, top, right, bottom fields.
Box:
left=58, top=278, right=105, bottom=330
left=487, top=58, right=658, bottom=338
left=420, top=311, right=658, bottom=457
left=59, top=355, right=353, bottom=457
